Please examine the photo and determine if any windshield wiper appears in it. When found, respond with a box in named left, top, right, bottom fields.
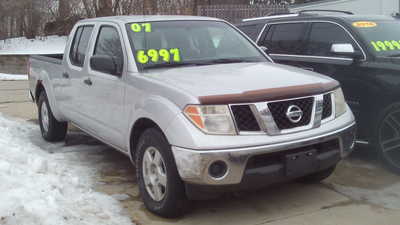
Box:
left=143, top=58, right=261, bottom=70
left=143, top=62, right=210, bottom=70
left=205, top=58, right=261, bottom=65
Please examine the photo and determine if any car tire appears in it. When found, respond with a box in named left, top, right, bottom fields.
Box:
left=299, top=165, right=336, bottom=183
left=135, top=128, right=188, bottom=218
left=38, top=91, right=68, bottom=142
left=374, top=103, right=400, bottom=174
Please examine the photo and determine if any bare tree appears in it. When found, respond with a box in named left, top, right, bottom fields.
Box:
left=58, top=0, right=71, bottom=18
left=0, top=0, right=292, bottom=40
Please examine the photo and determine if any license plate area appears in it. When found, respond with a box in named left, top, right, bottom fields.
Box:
left=286, top=149, right=318, bottom=177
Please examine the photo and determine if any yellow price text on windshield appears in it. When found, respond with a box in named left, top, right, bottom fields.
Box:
left=371, top=40, right=400, bottom=52
left=131, top=23, right=152, bottom=32
left=353, top=21, right=377, bottom=28
left=137, top=48, right=182, bottom=64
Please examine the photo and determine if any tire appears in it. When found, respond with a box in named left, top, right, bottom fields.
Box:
left=299, top=165, right=336, bottom=183
left=374, top=103, right=400, bottom=174
left=135, top=128, right=187, bottom=218
left=38, top=91, right=68, bottom=142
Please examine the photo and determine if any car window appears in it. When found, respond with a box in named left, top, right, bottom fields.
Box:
left=260, top=23, right=307, bottom=55
left=305, top=22, right=359, bottom=57
left=238, top=24, right=262, bottom=41
left=208, top=27, right=224, bottom=48
left=70, top=26, right=94, bottom=67
left=93, top=26, right=124, bottom=74
left=69, top=27, right=83, bottom=66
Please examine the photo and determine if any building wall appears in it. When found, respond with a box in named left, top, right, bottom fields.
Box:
left=291, top=0, right=399, bottom=16
left=0, top=55, right=28, bottom=74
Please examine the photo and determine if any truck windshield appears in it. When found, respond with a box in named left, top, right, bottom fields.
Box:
left=353, top=20, right=400, bottom=57
left=125, top=20, right=268, bottom=69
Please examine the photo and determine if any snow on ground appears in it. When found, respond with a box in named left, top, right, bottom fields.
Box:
left=0, top=114, right=134, bottom=225
left=0, top=36, right=67, bottom=55
left=0, top=73, right=28, bottom=81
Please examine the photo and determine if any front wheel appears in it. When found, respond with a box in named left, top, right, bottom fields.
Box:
left=38, top=92, right=67, bottom=142
left=375, top=103, right=400, bottom=174
left=136, top=128, right=187, bottom=218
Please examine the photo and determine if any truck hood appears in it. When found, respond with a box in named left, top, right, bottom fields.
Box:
left=144, top=62, right=338, bottom=104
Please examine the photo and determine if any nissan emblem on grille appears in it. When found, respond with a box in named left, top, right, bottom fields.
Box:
left=286, top=105, right=303, bottom=123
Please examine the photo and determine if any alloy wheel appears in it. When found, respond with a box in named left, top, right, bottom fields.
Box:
left=379, top=110, right=400, bottom=170
left=142, top=146, right=167, bottom=202
left=41, top=101, right=49, bottom=133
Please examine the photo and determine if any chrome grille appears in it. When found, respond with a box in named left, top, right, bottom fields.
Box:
left=267, top=97, right=314, bottom=130
left=230, top=93, right=334, bottom=134
left=231, top=105, right=261, bottom=131
left=322, top=94, right=333, bottom=119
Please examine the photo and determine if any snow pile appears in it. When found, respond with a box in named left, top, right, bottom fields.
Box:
left=0, top=73, right=28, bottom=81
left=0, top=36, right=67, bottom=55
left=0, top=114, right=134, bottom=225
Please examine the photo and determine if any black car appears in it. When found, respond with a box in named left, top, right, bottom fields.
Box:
left=237, top=10, right=400, bottom=173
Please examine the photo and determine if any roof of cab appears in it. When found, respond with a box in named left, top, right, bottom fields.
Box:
left=238, top=13, right=397, bottom=26
left=79, top=15, right=223, bottom=24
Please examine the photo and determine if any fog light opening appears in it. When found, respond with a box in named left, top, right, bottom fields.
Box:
left=208, top=160, right=228, bottom=179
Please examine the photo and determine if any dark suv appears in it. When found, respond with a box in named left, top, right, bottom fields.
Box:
left=237, top=10, right=400, bottom=173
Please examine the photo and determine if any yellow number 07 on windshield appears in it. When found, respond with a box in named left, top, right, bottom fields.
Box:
left=137, top=48, right=181, bottom=64
left=131, top=23, right=152, bottom=32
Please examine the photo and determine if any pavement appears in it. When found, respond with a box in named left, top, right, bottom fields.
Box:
left=1, top=80, right=400, bottom=225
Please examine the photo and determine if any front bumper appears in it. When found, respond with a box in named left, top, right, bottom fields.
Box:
left=172, top=122, right=356, bottom=186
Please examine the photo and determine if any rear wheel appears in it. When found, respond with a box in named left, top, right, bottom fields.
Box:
left=376, top=103, right=400, bottom=174
left=136, top=128, right=187, bottom=218
left=38, top=92, right=67, bottom=142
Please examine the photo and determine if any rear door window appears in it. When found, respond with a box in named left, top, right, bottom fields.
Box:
left=69, top=25, right=94, bottom=67
left=260, top=23, right=307, bottom=55
left=305, top=22, right=360, bottom=57
left=69, top=27, right=83, bottom=66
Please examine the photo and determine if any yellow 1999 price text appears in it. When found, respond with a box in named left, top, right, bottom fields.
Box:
left=371, top=40, right=400, bottom=52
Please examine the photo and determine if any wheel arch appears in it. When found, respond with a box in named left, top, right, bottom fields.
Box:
left=35, top=80, right=45, bottom=104
left=129, top=117, right=164, bottom=163
left=34, top=80, right=66, bottom=121
left=126, top=94, right=184, bottom=163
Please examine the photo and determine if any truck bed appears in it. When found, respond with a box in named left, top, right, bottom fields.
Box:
left=30, top=54, right=64, bottom=65
left=29, top=54, right=65, bottom=102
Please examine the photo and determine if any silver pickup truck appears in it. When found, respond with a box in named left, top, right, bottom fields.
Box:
left=28, top=15, right=356, bottom=217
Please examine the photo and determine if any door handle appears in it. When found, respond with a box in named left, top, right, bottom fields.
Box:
left=62, top=72, right=69, bottom=79
left=84, top=78, right=93, bottom=86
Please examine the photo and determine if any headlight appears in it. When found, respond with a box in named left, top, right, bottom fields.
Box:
left=184, top=105, right=236, bottom=135
left=334, top=88, right=347, bottom=117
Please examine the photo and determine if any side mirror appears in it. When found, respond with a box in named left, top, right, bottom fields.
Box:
left=330, top=43, right=362, bottom=59
left=90, top=55, right=122, bottom=76
left=260, top=46, right=270, bottom=54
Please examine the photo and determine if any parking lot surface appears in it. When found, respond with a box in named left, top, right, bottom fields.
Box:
left=1, top=80, right=400, bottom=225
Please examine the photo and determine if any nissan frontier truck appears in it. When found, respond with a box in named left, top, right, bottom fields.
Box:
left=28, top=15, right=356, bottom=217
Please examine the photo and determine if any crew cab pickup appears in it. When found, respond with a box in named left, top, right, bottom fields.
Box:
left=28, top=15, right=356, bottom=217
